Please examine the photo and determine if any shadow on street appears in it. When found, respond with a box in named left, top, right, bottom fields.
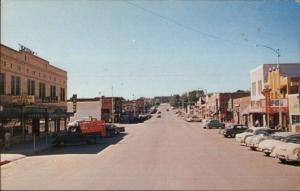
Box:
left=40, top=133, right=128, bottom=156
left=2, top=133, right=127, bottom=157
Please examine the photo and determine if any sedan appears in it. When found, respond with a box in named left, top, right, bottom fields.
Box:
left=258, top=132, right=298, bottom=156
left=235, top=127, right=267, bottom=144
left=271, top=134, right=300, bottom=163
left=203, top=120, right=225, bottom=129
left=223, top=124, right=248, bottom=138
left=245, top=129, right=281, bottom=150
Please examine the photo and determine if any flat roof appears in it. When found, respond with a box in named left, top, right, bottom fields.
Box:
left=1, top=43, right=67, bottom=73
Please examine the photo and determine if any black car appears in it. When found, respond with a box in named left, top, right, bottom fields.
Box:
left=223, top=124, right=248, bottom=138
left=203, top=119, right=225, bottom=129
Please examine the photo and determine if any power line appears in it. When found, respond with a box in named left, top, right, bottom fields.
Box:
left=125, top=1, right=255, bottom=48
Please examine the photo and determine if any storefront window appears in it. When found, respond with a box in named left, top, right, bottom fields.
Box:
left=291, top=115, right=300, bottom=124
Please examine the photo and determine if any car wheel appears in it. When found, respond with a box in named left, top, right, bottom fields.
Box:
left=279, top=158, right=287, bottom=163
left=264, top=152, right=270, bottom=157
left=231, top=134, right=235, bottom=138
left=90, top=138, right=96, bottom=144
left=250, top=147, right=256, bottom=151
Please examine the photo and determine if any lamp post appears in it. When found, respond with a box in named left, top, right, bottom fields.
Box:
left=256, top=44, right=281, bottom=129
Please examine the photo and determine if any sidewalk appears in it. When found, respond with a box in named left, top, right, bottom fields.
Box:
left=1, top=136, right=51, bottom=166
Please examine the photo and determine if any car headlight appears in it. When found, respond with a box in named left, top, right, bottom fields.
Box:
left=294, top=149, right=300, bottom=159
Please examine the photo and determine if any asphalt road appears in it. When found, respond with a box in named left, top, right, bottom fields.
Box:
left=1, top=104, right=300, bottom=190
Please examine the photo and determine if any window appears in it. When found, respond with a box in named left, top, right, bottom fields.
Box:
left=291, top=115, right=300, bottom=125
left=252, top=82, right=256, bottom=96
left=11, top=76, right=20, bottom=95
left=0, top=73, right=5, bottom=95
left=27, top=79, right=35, bottom=95
left=50, top=85, right=56, bottom=97
left=39, top=82, right=46, bottom=98
left=258, top=80, right=262, bottom=94
left=60, top=88, right=65, bottom=101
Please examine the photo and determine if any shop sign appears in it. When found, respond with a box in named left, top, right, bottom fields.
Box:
left=270, top=99, right=288, bottom=107
left=12, top=95, right=35, bottom=105
left=42, top=96, right=58, bottom=103
left=267, top=98, right=288, bottom=113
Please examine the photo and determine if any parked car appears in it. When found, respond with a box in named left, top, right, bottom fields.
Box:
left=271, top=134, right=300, bottom=163
left=235, top=127, right=267, bottom=144
left=245, top=129, right=281, bottom=150
left=105, top=123, right=125, bottom=137
left=258, top=132, right=298, bottom=156
left=192, top=116, right=202, bottom=122
left=186, top=117, right=193, bottom=122
left=223, top=124, right=248, bottom=138
left=203, top=119, right=225, bottom=129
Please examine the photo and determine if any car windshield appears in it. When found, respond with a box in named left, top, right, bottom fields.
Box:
left=271, top=135, right=283, bottom=140
left=285, top=138, right=300, bottom=144
left=245, top=129, right=254, bottom=133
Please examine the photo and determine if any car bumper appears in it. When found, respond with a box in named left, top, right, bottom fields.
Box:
left=247, top=142, right=259, bottom=148
left=235, top=137, right=243, bottom=143
left=276, top=154, right=300, bottom=162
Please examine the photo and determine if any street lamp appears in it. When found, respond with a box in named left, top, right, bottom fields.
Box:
left=256, top=44, right=282, bottom=129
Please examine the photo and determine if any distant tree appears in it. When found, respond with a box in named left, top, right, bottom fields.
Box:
left=180, top=94, right=189, bottom=108
left=235, top=90, right=249, bottom=93
left=170, top=94, right=180, bottom=108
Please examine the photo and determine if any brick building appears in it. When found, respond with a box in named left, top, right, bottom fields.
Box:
left=100, top=97, right=123, bottom=123
left=205, top=92, right=250, bottom=122
left=228, top=96, right=251, bottom=125
left=0, top=44, right=68, bottom=145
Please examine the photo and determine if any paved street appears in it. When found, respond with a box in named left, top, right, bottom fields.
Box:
left=1, top=104, right=299, bottom=190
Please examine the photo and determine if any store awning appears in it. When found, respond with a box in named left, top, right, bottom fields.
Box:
left=48, top=108, right=68, bottom=118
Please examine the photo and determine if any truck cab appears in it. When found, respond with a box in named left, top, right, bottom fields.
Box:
left=51, top=120, right=106, bottom=146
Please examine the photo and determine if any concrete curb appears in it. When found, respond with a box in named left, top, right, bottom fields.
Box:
left=0, top=145, right=51, bottom=166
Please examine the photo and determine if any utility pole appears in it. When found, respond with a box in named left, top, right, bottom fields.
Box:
left=112, top=86, right=114, bottom=123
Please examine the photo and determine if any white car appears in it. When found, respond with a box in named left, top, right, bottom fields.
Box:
left=271, top=134, right=300, bottom=163
left=235, top=127, right=267, bottom=144
left=245, top=129, right=280, bottom=150
left=258, top=132, right=297, bottom=156
left=186, top=117, right=193, bottom=122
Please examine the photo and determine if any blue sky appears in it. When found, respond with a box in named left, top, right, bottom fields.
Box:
left=1, top=0, right=300, bottom=99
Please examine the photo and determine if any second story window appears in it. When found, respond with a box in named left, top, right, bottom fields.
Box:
left=39, top=82, right=46, bottom=98
left=258, top=80, right=262, bottom=95
left=27, top=79, right=35, bottom=96
left=50, top=85, right=56, bottom=97
left=0, top=73, right=5, bottom=95
left=11, top=76, right=20, bottom=95
left=60, top=88, right=65, bottom=101
left=252, top=82, right=256, bottom=96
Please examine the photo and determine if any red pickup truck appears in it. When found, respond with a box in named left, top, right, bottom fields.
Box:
left=51, top=119, right=124, bottom=146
